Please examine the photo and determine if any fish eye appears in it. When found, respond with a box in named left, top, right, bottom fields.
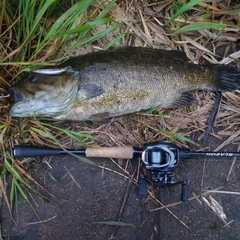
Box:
left=28, top=74, right=38, bottom=83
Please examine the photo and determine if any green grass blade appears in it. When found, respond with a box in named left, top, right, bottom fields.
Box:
left=45, top=0, right=94, bottom=39
left=31, top=127, right=53, bottom=139
left=0, top=0, right=6, bottom=33
left=161, top=129, right=196, bottom=145
left=95, top=0, right=116, bottom=20
left=220, top=8, right=240, bottom=15
left=5, top=159, right=23, bottom=181
left=94, top=221, right=134, bottom=227
left=164, top=0, right=204, bottom=26
left=29, top=0, right=96, bottom=59
left=136, top=107, right=158, bottom=115
left=30, top=0, right=121, bottom=59
left=12, top=178, right=29, bottom=201
left=71, top=22, right=122, bottom=49
left=43, top=168, right=71, bottom=182
left=35, top=120, right=98, bottom=167
left=10, top=179, right=15, bottom=209
left=172, top=22, right=226, bottom=36
left=56, top=18, right=116, bottom=37
left=17, top=0, right=56, bottom=58
left=60, top=131, right=86, bottom=145
left=104, top=32, right=127, bottom=50
left=4, top=158, right=37, bottom=192
left=41, top=122, right=98, bottom=141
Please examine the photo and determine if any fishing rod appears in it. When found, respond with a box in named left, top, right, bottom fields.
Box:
left=13, top=142, right=240, bottom=203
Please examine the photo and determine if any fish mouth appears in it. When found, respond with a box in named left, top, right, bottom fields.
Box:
left=8, top=87, right=25, bottom=102
left=9, top=98, right=54, bottom=117
left=8, top=87, right=33, bottom=117
left=8, top=102, right=29, bottom=117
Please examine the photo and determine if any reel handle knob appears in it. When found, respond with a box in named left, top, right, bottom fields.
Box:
left=138, top=179, right=147, bottom=197
left=181, top=182, right=188, bottom=202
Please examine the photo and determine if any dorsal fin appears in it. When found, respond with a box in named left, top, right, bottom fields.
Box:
left=166, top=50, right=190, bottom=62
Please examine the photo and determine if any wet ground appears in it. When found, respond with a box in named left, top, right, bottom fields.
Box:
left=1, top=132, right=240, bottom=240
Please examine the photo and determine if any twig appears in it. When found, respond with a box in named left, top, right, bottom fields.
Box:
left=223, top=219, right=234, bottom=228
left=109, top=170, right=136, bottom=239
left=214, top=129, right=240, bottom=151
left=203, top=190, right=240, bottom=195
left=226, top=145, right=240, bottom=182
left=202, top=195, right=228, bottom=225
left=147, top=190, right=189, bottom=229
left=64, top=166, right=81, bottom=189
left=201, top=158, right=206, bottom=189
left=27, top=215, right=56, bottom=225
left=150, top=186, right=224, bottom=212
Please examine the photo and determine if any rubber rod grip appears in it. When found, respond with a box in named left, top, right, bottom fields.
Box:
left=85, top=146, right=134, bottom=159
left=13, top=146, right=62, bottom=157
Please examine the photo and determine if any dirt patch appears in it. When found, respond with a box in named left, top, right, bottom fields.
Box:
left=2, top=155, right=160, bottom=240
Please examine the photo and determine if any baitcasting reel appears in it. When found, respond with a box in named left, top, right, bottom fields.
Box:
left=139, top=142, right=188, bottom=202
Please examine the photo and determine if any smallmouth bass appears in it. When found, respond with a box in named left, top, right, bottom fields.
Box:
left=8, top=47, right=240, bottom=121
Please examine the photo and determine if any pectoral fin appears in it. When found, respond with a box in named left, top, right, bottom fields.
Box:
left=169, top=92, right=194, bottom=108
left=79, top=85, right=105, bottom=99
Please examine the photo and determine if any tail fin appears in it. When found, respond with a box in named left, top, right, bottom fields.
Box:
left=216, top=64, right=240, bottom=91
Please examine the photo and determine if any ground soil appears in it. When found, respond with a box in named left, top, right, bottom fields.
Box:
left=1, top=130, right=240, bottom=240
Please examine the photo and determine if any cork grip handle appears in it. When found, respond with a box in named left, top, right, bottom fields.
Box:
left=85, top=146, right=134, bottom=159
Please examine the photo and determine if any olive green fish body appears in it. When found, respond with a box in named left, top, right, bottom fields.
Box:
left=8, top=47, right=240, bottom=120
